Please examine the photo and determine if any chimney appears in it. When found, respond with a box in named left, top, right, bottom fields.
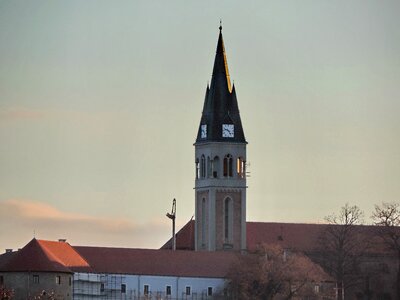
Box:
left=5, top=249, right=12, bottom=253
left=58, top=239, right=67, bottom=243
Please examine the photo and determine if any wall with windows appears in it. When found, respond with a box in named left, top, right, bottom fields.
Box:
left=73, top=272, right=224, bottom=299
left=194, top=143, right=247, bottom=188
left=0, top=271, right=72, bottom=300
left=194, top=142, right=247, bottom=252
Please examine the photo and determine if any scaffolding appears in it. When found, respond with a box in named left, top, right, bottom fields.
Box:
left=73, top=273, right=102, bottom=300
left=73, top=273, right=218, bottom=300
left=100, top=274, right=128, bottom=300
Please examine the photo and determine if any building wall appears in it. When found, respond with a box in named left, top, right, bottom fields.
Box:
left=195, top=142, right=247, bottom=252
left=0, top=271, right=72, bottom=300
left=74, top=272, right=225, bottom=300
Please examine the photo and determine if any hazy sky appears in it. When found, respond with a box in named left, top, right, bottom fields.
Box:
left=1, top=1, right=400, bottom=251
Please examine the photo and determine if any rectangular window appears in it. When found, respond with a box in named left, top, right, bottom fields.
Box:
left=166, top=285, right=171, bottom=296
left=185, top=286, right=191, bottom=296
left=100, top=283, right=105, bottom=292
left=33, top=275, right=39, bottom=284
left=56, top=275, right=61, bottom=285
left=69, top=277, right=72, bottom=286
left=121, top=284, right=126, bottom=293
left=208, top=287, right=213, bottom=296
left=0, top=275, right=4, bottom=286
left=144, top=284, right=149, bottom=295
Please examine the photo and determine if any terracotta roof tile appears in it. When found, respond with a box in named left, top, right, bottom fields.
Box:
left=247, top=222, right=325, bottom=252
left=0, top=239, right=90, bottom=273
left=74, top=246, right=235, bottom=278
left=37, top=240, right=91, bottom=272
left=169, top=220, right=396, bottom=254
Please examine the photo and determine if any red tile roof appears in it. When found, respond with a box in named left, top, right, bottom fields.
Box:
left=0, top=239, right=90, bottom=273
left=37, top=239, right=91, bottom=272
left=247, top=222, right=395, bottom=254
left=168, top=220, right=394, bottom=254
left=74, top=246, right=235, bottom=278
left=0, top=238, right=235, bottom=278
left=247, top=222, right=325, bottom=252
left=1, top=221, right=395, bottom=278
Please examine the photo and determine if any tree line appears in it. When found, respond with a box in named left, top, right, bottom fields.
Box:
left=225, top=202, right=400, bottom=300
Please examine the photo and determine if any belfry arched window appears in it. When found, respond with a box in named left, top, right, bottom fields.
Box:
left=207, top=156, right=211, bottom=178
left=200, top=155, right=206, bottom=178
left=224, top=197, right=233, bottom=243
left=195, top=158, right=199, bottom=179
left=237, top=157, right=245, bottom=178
left=223, top=154, right=233, bottom=177
left=212, top=156, right=220, bottom=178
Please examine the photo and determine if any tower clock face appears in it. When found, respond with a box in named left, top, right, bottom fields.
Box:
left=222, top=124, right=234, bottom=137
left=201, top=124, right=207, bottom=138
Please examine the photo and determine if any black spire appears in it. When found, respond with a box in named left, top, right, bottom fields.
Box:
left=195, top=26, right=246, bottom=144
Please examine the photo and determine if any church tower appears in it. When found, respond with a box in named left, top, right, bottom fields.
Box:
left=194, top=25, right=247, bottom=252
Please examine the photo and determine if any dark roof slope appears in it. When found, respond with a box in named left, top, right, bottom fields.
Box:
left=160, top=219, right=195, bottom=250
left=0, top=251, right=16, bottom=270
left=247, top=222, right=393, bottom=254
left=247, top=222, right=325, bottom=252
left=195, top=26, right=246, bottom=144
left=74, top=246, right=235, bottom=278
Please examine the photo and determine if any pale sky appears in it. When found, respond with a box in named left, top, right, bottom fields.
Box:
left=1, top=1, right=400, bottom=252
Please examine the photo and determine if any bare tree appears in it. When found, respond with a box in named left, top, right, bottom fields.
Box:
left=0, top=287, right=13, bottom=300
left=372, top=202, right=400, bottom=299
left=226, top=244, right=331, bottom=300
left=29, top=290, right=57, bottom=300
left=317, top=203, right=366, bottom=300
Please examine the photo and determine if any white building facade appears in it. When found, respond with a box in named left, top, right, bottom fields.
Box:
left=73, top=272, right=224, bottom=300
